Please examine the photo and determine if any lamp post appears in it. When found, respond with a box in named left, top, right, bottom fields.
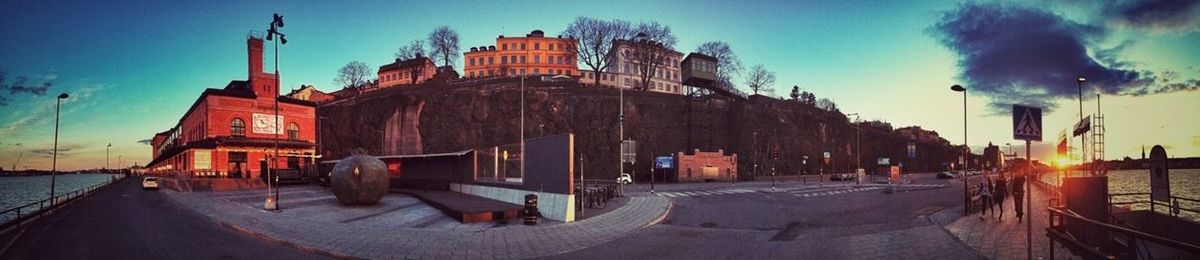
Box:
left=50, top=93, right=69, bottom=203
left=951, top=84, right=967, bottom=215
left=265, top=13, right=287, bottom=210
left=1076, top=76, right=1086, bottom=176
left=106, top=143, right=111, bottom=171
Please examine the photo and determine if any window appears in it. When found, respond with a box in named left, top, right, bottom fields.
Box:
left=488, top=57, right=494, bottom=65
left=534, top=43, right=540, bottom=50
left=502, top=44, right=507, bottom=50
left=520, top=68, right=526, bottom=75
left=520, top=43, right=526, bottom=50
left=470, top=58, right=475, bottom=66
left=520, top=56, right=526, bottom=64
left=533, top=68, right=540, bottom=74
left=501, top=56, right=508, bottom=64
left=287, top=123, right=299, bottom=140
left=548, top=43, right=554, bottom=50
left=533, top=56, right=540, bottom=64
left=230, top=118, right=245, bottom=137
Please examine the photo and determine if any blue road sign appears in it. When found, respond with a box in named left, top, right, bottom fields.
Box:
left=1012, top=104, right=1042, bottom=141
left=655, top=156, right=674, bottom=169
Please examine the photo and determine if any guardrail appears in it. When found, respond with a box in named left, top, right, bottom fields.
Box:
left=0, top=175, right=127, bottom=232
left=1108, top=192, right=1200, bottom=218
left=1046, top=206, right=1200, bottom=259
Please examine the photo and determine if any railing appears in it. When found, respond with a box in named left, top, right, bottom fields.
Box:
left=576, top=180, right=620, bottom=211
left=1108, top=192, right=1200, bottom=218
left=1046, top=206, right=1200, bottom=259
left=0, top=175, right=127, bottom=232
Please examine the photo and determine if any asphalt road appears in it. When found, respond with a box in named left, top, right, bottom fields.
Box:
left=551, top=177, right=980, bottom=259
left=1, top=177, right=323, bottom=259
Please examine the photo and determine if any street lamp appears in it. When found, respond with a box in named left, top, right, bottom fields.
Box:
left=50, top=93, right=68, bottom=203
left=265, top=13, right=287, bottom=211
left=950, top=84, right=968, bottom=215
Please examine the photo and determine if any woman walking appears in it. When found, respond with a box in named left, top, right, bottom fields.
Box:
left=994, top=171, right=1008, bottom=221
left=978, top=173, right=994, bottom=221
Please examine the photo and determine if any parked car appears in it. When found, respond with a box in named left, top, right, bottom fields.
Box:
left=617, top=173, right=633, bottom=185
left=936, top=171, right=957, bottom=179
left=830, top=173, right=857, bottom=181
left=142, top=177, right=159, bottom=190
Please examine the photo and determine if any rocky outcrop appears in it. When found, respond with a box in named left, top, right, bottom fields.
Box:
left=318, top=77, right=960, bottom=180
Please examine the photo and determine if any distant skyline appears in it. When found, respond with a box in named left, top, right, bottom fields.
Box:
left=1, top=0, right=1197, bottom=171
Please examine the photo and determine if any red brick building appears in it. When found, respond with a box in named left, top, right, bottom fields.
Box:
left=674, top=149, right=738, bottom=182
left=148, top=34, right=317, bottom=179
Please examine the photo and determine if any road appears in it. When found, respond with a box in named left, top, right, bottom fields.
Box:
left=1, top=177, right=323, bottom=259
left=552, top=176, right=981, bottom=259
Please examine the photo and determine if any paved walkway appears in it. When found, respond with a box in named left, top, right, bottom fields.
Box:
left=939, top=176, right=1079, bottom=259
left=165, top=187, right=671, bottom=259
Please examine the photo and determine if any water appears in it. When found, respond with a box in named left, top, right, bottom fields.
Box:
left=0, top=173, right=121, bottom=222
left=1039, top=169, right=1200, bottom=221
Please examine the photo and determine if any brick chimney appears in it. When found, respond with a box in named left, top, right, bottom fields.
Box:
left=247, top=36, right=277, bottom=99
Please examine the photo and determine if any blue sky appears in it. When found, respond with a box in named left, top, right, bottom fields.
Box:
left=1, top=0, right=1197, bottom=170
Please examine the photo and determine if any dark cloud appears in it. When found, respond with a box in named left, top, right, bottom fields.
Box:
left=930, top=3, right=1179, bottom=114
left=137, top=138, right=152, bottom=145
left=0, top=71, right=55, bottom=106
left=29, top=143, right=85, bottom=158
left=1104, top=0, right=1200, bottom=31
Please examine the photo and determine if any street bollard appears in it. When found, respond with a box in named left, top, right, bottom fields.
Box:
left=523, top=194, right=538, bottom=225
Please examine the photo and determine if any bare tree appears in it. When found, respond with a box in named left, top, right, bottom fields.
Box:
left=817, top=98, right=838, bottom=112
left=335, top=61, right=373, bottom=89
left=695, top=41, right=743, bottom=90
left=744, top=64, right=776, bottom=95
left=628, top=21, right=678, bottom=91
left=395, top=39, right=426, bottom=61
left=563, top=17, right=633, bottom=87
left=427, top=26, right=460, bottom=68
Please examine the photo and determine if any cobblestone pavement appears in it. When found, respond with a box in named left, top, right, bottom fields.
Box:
left=209, top=186, right=494, bottom=231
left=164, top=188, right=671, bottom=259
left=939, top=178, right=1081, bottom=260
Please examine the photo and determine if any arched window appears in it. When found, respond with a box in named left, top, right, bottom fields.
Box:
left=287, top=123, right=299, bottom=140
left=230, top=118, right=245, bottom=137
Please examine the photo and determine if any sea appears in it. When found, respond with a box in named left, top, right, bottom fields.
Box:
left=0, top=173, right=122, bottom=222
left=1040, top=169, right=1200, bottom=221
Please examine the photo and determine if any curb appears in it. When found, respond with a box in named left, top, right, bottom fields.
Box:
left=927, top=205, right=989, bottom=260
left=647, top=197, right=673, bottom=226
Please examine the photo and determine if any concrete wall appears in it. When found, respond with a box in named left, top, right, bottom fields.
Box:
left=451, top=183, right=575, bottom=222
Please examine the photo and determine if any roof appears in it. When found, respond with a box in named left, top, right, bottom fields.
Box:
left=683, top=52, right=717, bottom=62
left=379, top=57, right=434, bottom=73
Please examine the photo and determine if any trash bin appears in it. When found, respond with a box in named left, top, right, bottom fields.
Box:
left=523, top=194, right=538, bottom=225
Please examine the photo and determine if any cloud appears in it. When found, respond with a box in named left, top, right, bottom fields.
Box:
left=28, top=143, right=86, bottom=158
left=137, top=138, right=152, bottom=145
left=1104, top=0, right=1200, bottom=32
left=0, top=71, right=55, bottom=106
left=930, top=3, right=1194, bottom=115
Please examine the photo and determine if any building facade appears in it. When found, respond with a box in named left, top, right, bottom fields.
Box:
left=462, top=30, right=578, bottom=79
left=378, top=56, right=437, bottom=88
left=579, top=39, right=684, bottom=95
left=148, top=35, right=317, bottom=179
left=285, top=85, right=335, bottom=104
left=674, top=149, right=737, bottom=182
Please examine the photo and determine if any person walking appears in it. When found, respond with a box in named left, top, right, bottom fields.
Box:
left=978, top=173, right=994, bottom=221
left=1012, top=170, right=1026, bottom=223
left=994, top=171, right=1008, bottom=221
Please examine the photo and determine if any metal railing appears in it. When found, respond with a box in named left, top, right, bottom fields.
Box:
left=0, top=175, right=127, bottom=232
left=1108, top=192, right=1200, bottom=218
left=1046, top=206, right=1200, bottom=259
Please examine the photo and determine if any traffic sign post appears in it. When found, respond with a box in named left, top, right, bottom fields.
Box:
left=1012, top=104, right=1041, bottom=260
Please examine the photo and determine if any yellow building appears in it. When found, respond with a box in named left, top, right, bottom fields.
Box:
left=463, top=30, right=578, bottom=78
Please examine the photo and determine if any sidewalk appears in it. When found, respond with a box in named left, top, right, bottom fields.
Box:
left=938, top=178, right=1079, bottom=259
left=164, top=187, right=671, bottom=259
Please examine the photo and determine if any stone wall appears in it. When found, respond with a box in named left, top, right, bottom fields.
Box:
left=317, top=77, right=961, bottom=181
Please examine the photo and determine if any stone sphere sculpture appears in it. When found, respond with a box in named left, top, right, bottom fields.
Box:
left=330, top=155, right=389, bottom=205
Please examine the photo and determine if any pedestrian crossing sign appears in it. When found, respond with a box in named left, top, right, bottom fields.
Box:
left=1012, top=104, right=1042, bottom=141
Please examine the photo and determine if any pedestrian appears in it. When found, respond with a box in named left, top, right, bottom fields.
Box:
left=1012, top=170, right=1026, bottom=223
left=994, top=171, right=1008, bottom=221
left=978, top=173, right=993, bottom=221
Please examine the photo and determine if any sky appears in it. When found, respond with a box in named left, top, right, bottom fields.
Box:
left=1, top=0, right=1197, bottom=171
